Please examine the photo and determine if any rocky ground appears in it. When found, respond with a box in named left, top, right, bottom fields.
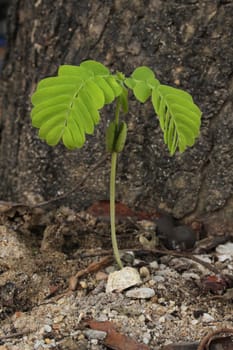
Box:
left=0, top=202, right=232, bottom=350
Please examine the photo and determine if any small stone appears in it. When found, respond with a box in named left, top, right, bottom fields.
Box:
left=98, top=314, right=108, bottom=322
left=78, top=334, right=85, bottom=340
left=181, top=304, right=188, bottom=312
left=121, top=251, right=135, bottom=264
left=84, top=329, right=107, bottom=340
left=158, top=297, right=166, bottom=304
left=153, top=275, right=165, bottom=283
left=133, top=258, right=145, bottom=267
left=149, top=261, right=159, bottom=270
left=148, top=279, right=156, bottom=286
left=106, top=267, right=141, bottom=292
left=138, top=314, right=145, bottom=322
left=125, top=287, right=155, bottom=299
left=139, top=266, right=150, bottom=278
left=191, top=319, right=199, bottom=325
left=44, top=324, right=52, bottom=333
left=159, top=263, right=167, bottom=270
left=142, top=332, right=151, bottom=344
left=202, top=313, right=215, bottom=323
left=182, top=272, right=200, bottom=281
left=218, top=254, right=231, bottom=262
left=159, top=316, right=166, bottom=323
left=108, top=310, right=118, bottom=317
left=34, top=340, right=44, bottom=349
left=216, top=242, right=233, bottom=255
left=80, top=280, right=88, bottom=289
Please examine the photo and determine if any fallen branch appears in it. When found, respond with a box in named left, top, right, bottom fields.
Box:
left=197, top=327, right=233, bottom=350
left=69, top=256, right=113, bottom=291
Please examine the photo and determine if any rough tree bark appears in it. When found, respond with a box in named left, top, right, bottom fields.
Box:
left=0, top=0, right=233, bottom=233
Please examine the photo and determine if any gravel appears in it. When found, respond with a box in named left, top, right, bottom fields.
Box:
left=0, top=210, right=232, bottom=349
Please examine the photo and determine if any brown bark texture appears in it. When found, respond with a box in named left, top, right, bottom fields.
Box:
left=0, top=0, right=232, bottom=232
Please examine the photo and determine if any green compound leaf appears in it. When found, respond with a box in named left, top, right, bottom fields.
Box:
left=80, top=60, right=110, bottom=75
left=131, top=66, right=155, bottom=80
left=152, top=84, right=202, bottom=155
left=31, top=60, right=201, bottom=155
left=31, top=60, right=122, bottom=149
left=133, top=81, right=151, bottom=103
left=58, top=65, right=93, bottom=79
left=125, top=66, right=160, bottom=103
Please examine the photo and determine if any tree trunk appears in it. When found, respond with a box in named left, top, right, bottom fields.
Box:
left=0, top=0, right=233, bottom=233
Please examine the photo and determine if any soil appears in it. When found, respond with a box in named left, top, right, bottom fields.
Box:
left=0, top=203, right=232, bottom=350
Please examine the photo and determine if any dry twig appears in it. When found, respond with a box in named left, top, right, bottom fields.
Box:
left=80, top=247, right=221, bottom=275
left=0, top=329, right=31, bottom=341
left=197, top=327, right=233, bottom=350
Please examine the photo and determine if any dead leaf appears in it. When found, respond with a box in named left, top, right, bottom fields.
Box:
left=87, top=200, right=134, bottom=221
left=86, top=200, right=158, bottom=222
left=86, top=319, right=150, bottom=350
left=201, top=275, right=227, bottom=294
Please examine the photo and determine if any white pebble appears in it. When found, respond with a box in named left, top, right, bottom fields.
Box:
left=149, top=261, right=159, bottom=269
left=125, top=287, right=155, bottom=299
left=202, top=313, right=215, bottom=323
left=191, top=319, right=199, bottom=325
left=153, top=275, right=165, bottom=283
left=44, top=324, right=52, bottom=333
left=138, top=314, right=145, bottom=322
left=84, top=329, right=107, bottom=340
left=34, top=340, right=44, bottom=349
left=106, top=267, right=141, bottom=292
left=143, top=332, right=151, bottom=344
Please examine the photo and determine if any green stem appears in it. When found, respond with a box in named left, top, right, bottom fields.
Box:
left=114, top=95, right=121, bottom=125
left=109, top=97, right=123, bottom=269
left=110, top=152, right=123, bottom=269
